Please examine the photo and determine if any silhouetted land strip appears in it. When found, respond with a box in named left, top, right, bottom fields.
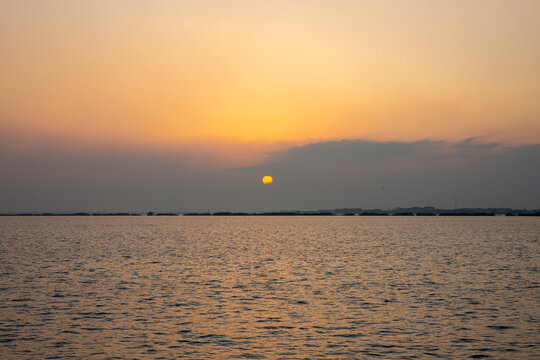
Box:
left=439, top=212, right=494, bottom=216
left=257, top=211, right=334, bottom=216
left=146, top=212, right=178, bottom=216
left=2, top=207, right=539, bottom=216
left=93, top=213, right=139, bottom=216
left=212, top=212, right=250, bottom=216
left=181, top=208, right=539, bottom=216
left=184, top=211, right=334, bottom=216
left=1, top=212, right=148, bottom=216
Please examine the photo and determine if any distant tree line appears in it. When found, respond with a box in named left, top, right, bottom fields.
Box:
left=2, top=207, right=539, bottom=216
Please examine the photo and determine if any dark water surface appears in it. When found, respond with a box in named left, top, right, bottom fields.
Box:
left=0, top=216, right=538, bottom=359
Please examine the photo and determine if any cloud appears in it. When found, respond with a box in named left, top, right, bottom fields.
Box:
left=0, top=136, right=538, bottom=212
left=234, top=139, right=539, bottom=210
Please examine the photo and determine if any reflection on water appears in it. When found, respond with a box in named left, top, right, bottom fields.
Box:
left=0, top=216, right=538, bottom=359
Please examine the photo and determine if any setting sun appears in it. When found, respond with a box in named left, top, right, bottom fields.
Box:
left=262, top=176, right=273, bottom=184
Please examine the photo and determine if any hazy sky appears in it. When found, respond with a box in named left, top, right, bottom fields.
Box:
left=1, top=1, right=539, bottom=211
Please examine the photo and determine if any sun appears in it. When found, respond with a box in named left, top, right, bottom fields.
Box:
left=262, top=175, right=273, bottom=184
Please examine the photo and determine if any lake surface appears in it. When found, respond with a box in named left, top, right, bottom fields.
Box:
left=0, top=216, right=538, bottom=359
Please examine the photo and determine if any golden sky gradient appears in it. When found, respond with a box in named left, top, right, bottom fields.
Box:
left=1, top=0, right=539, bottom=148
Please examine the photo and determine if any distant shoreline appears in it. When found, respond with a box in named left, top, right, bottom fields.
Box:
left=1, top=208, right=539, bottom=217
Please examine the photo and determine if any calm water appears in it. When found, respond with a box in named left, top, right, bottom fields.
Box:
left=0, top=216, right=538, bottom=359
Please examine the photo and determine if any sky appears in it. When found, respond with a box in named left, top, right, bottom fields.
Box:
left=1, top=0, right=539, bottom=212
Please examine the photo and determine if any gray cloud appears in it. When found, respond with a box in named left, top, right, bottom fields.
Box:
left=1, top=138, right=538, bottom=212
left=236, top=139, right=539, bottom=210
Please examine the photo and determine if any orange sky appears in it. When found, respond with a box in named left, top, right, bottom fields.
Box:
left=1, top=0, right=539, bottom=149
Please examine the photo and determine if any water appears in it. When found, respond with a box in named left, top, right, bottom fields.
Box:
left=0, top=216, right=538, bottom=359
